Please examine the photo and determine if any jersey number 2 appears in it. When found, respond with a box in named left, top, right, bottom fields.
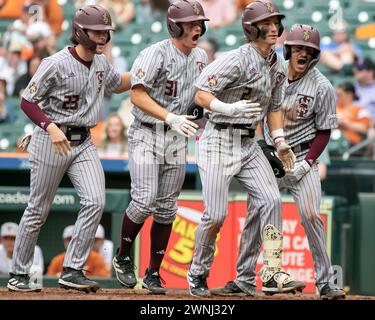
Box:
left=63, top=95, right=79, bottom=110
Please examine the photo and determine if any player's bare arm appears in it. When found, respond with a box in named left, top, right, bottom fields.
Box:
left=114, top=72, right=132, bottom=93
left=267, top=110, right=295, bottom=170
left=131, top=84, right=171, bottom=121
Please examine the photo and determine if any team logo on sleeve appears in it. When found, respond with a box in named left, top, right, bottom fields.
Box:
left=208, top=75, right=217, bottom=87
left=136, top=69, right=145, bottom=79
left=196, top=61, right=206, bottom=72
left=29, top=82, right=37, bottom=94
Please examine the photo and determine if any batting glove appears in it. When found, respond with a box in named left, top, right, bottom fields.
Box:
left=165, top=113, right=198, bottom=138
left=287, top=160, right=311, bottom=183
left=276, top=142, right=296, bottom=171
left=210, top=99, right=262, bottom=118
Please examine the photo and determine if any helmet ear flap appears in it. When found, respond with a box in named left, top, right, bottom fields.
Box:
left=200, top=22, right=206, bottom=36
left=167, top=20, right=184, bottom=38
left=175, top=22, right=184, bottom=37
left=245, top=24, right=260, bottom=41
left=278, top=22, right=284, bottom=37
left=283, top=45, right=291, bottom=60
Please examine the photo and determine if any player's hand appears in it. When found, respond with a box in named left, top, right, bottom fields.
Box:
left=210, top=98, right=262, bottom=118
left=165, top=113, right=199, bottom=138
left=286, top=160, right=311, bottom=183
left=229, top=100, right=262, bottom=118
left=46, top=123, right=71, bottom=155
left=276, top=142, right=296, bottom=171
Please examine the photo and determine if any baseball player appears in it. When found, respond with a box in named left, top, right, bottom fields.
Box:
left=112, top=0, right=209, bottom=294
left=217, top=25, right=346, bottom=300
left=187, top=0, right=305, bottom=297
left=7, top=5, right=132, bottom=293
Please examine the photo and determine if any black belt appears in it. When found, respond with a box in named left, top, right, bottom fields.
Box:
left=141, top=122, right=171, bottom=132
left=213, top=123, right=255, bottom=138
left=292, top=142, right=310, bottom=153
left=58, top=125, right=89, bottom=145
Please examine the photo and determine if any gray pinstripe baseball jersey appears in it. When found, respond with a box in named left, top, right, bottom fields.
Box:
left=126, top=39, right=208, bottom=225
left=11, top=47, right=121, bottom=275
left=264, top=60, right=338, bottom=156
left=22, top=49, right=120, bottom=127
left=189, top=44, right=286, bottom=279
left=235, top=63, right=339, bottom=289
left=195, top=44, right=286, bottom=127
left=130, top=39, right=208, bottom=123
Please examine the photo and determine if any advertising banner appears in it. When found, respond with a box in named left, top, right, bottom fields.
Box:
left=138, top=193, right=332, bottom=293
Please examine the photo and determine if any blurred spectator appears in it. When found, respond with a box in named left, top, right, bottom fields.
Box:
left=275, top=27, right=287, bottom=58
left=100, top=0, right=135, bottom=28
left=353, top=57, right=375, bottom=121
left=135, top=0, right=168, bottom=23
left=235, top=0, right=254, bottom=15
left=0, top=39, right=27, bottom=96
left=320, top=21, right=363, bottom=75
left=97, top=113, right=128, bottom=157
left=0, top=222, right=43, bottom=276
left=74, top=0, right=97, bottom=8
left=47, top=225, right=110, bottom=277
left=0, top=74, right=16, bottom=123
left=4, top=6, right=56, bottom=65
left=200, top=0, right=236, bottom=30
left=102, top=40, right=128, bottom=119
left=0, top=0, right=64, bottom=35
left=103, top=41, right=128, bottom=73
left=197, top=37, right=219, bottom=64
left=13, top=54, right=41, bottom=97
left=92, top=224, right=114, bottom=273
left=336, top=82, right=372, bottom=154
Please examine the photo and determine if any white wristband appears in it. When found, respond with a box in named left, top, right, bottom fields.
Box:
left=271, top=128, right=285, bottom=147
left=209, top=98, right=228, bottom=114
left=271, top=128, right=284, bottom=140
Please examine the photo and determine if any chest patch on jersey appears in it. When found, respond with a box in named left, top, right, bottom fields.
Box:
left=136, top=69, right=145, bottom=79
left=208, top=75, right=218, bottom=87
left=196, top=61, right=206, bottom=72
left=296, top=94, right=314, bottom=118
left=29, top=82, right=37, bottom=94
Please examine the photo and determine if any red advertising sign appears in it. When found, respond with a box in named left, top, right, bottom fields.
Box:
left=137, top=193, right=332, bottom=293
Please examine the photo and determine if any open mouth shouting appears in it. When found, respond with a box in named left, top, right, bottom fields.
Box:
left=191, top=33, right=200, bottom=44
left=296, top=57, right=308, bottom=71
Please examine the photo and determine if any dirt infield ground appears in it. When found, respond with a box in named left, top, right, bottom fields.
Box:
left=0, top=288, right=374, bottom=300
